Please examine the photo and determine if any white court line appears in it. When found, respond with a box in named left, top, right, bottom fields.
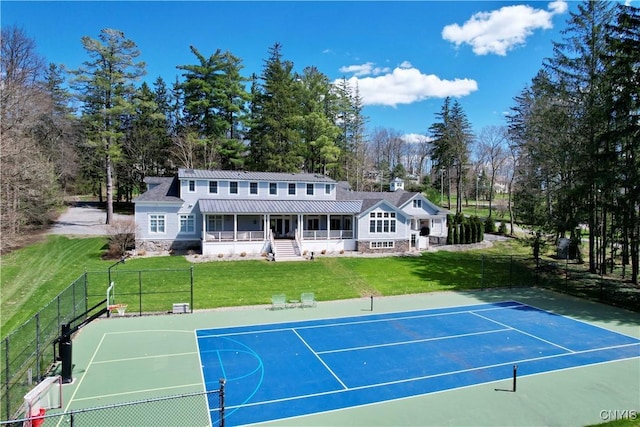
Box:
left=72, top=383, right=203, bottom=402
left=317, top=328, right=510, bottom=355
left=291, top=328, right=348, bottom=390
left=471, top=311, right=576, bottom=353
left=511, top=299, right=640, bottom=340
left=91, top=351, right=198, bottom=364
left=197, top=303, right=526, bottom=339
left=225, top=342, right=640, bottom=411
left=57, top=333, right=107, bottom=427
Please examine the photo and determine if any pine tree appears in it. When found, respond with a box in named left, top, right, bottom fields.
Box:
left=247, top=43, right=302, bottom=172
left=544, top=0, right=615, bottom=274
left=602, top=4, right=640, bottom=283
left=71, top=28, right=145, bottom=225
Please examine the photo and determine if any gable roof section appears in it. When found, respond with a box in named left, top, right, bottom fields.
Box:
left=356, top=198, right=407, bottom=219
left=179, top=168, right=335, bottom=183
left=134, top=177, right=182, bottom=203
left=399, top=193, right=449, bottom=216
left=199, top=199, right=362, bottom=214
left=336, top=182, right=449, bottom=216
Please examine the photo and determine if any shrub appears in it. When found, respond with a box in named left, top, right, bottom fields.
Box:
left=484, top=217, right=496, bottom=233
left=106, top=219, right=136, bottom=259
left=498, top=221, right=507, bottom=235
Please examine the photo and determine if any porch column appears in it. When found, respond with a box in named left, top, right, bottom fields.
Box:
left=326, top=214, right=330, bottom=240
left=298, top=214, right=303, bottom=240
left=202, top=214, right=207, bottom=242
left=233, top=214, right=237, bottom=241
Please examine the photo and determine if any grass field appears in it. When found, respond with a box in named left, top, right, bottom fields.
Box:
left=0, top=235, right=531, bottom=337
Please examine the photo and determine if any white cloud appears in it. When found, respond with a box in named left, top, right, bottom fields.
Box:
left=402, top=133, right=433, bottom=144
left=336, top=64, right=478, bottom=107
left=442, top=0, right=568, bottom=56
left=338, top=62, right=390, bottom=77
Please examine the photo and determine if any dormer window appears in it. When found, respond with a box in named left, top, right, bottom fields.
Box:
left=250, top=182, right=258, bottom=195
left=306, top=184, right=314, bottom=195
left=188, top=180, right=195, bottom=192
left=229, top=181, right=238, bottom=194
left=288, top=183, right=296, bottom=195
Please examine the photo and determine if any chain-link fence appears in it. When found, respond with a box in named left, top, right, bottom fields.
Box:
left=86, top=267, right=194, bottom=316
left=436, top=254, right=639, bottom=311
left=1, top=267, right=194, bottom=421
left=0, top=387, right=224, bottom=427
left=1, top=274, right=88, bottom=421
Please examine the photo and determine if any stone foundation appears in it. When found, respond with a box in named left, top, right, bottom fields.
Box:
left=136, top=239, right=201, bottom=254
left=356, top=239, right=410, bottom=254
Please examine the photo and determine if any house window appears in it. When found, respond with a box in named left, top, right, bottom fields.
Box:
left=307, top=217, right=320, bottom=230
left=179, top=214, right=195, bottom=233
left=413, top=199, right=422, bottom=208
left=306, top=183, right=314, bottom=195
left=325, top=184, right=331, bottom=194
left=370, top=241, right=395, bottom=249
left=207, top=215, right=223, bottom=231
left=229, top=181, right=238, bottom=194
left=288, top=183, right=296, bottom=195
left=149, top=214, right=165, bottom=234
left=209, top=181, right=218, bottom=194
left=369, top=211, right=397, bottom=234
left=188, top=180, right=195, bottom=192
left=269, top=182, right=277, bottom=195
left=250, top=182, right=258, bottom=195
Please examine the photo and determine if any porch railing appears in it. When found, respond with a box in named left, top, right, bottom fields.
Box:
left=302, top=230, right=353, bottom=240
left=204, top=231, right=266, bottom=242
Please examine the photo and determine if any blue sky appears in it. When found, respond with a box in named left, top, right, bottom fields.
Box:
left=2, top=1, right=590, bottom=140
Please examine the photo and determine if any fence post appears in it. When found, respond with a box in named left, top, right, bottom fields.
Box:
left=4, top=337, right=9, bottom=420
left=35, top=312, right=41, bottom=381
left=509, top=255, right=513, bottom=289
left=84, top=271, right=88, bottom=314
left=139, top=271, right=143, bottom=316
left=190, top=265, right=194, bottom=313
left=481, top=255, right=485, bottom=290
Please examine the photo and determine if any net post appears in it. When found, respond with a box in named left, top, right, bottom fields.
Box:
left=219, top=378, right=226, bottom=427
left=512, top=364, right=517, bottom=392
left=370, top=295, right=374, bottom=311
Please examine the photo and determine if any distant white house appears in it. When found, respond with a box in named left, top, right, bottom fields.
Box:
left=133, top=169, right=449, bottom=259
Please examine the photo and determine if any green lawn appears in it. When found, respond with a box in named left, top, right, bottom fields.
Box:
left=1, top=235, right=533, bottom=337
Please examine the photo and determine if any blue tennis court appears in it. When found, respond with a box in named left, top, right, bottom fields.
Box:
left=196, top=301, right=640, bottom=426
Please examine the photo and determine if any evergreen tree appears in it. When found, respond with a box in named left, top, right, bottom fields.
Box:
left=247, top=43, right=302, bottom=172
left=602, top=4, right=640, bottom=283
left=429, top=98, right=473, bottom=214
left=544, top=0, right=615, bottom=274
left=71, top=28, right=145, bottom=224
left=177, top=46, right=250, bottom=169
left=294, top=66, right=341, bottom=175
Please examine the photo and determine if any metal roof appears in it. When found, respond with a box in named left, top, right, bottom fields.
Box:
left=178, top=168, right=335, bottom=183
left=198, top=199, right=362, bottom=214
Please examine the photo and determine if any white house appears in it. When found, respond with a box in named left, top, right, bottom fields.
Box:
left=133, top=169, right=449, bottom=259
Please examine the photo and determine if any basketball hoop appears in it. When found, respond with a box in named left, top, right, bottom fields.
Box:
left=108, top=304, right=127, bottom=316
left=23, top=376, right=62, bottom=427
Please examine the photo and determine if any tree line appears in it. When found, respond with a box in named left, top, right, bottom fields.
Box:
left=1, top=1, right=638, bottom=285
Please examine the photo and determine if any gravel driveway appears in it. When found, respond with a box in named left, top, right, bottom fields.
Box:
left=49, top=202, right=132, bottom=236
